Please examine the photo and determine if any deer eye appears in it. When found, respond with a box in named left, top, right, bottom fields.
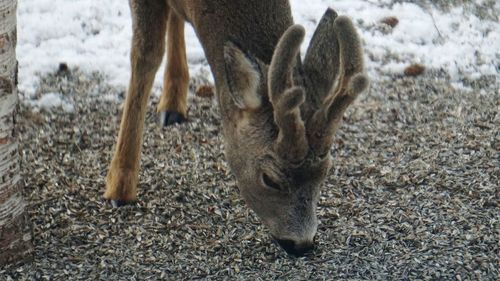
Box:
left=262, top=173, right=282, bottom=191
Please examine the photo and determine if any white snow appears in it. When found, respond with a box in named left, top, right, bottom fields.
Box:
left=29, top=92, right=74, bottom=112
left=18, top=0, right=499, bottom=99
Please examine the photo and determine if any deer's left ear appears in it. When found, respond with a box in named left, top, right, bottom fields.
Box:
left=223, top=41, right=264, bottom=110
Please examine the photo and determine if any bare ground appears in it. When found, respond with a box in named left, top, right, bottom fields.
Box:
left=0, top=64, right=498, bottom=281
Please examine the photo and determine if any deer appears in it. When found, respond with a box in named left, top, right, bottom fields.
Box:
left=104, top=0, right=368, bottom=256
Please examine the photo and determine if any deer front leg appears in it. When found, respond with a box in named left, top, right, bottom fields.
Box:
left=157, top=10, right=190, bottom=126
left=105, top=0, right=169, bottom=205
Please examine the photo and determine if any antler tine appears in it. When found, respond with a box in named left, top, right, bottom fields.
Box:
left=269, top=25, right=309, bottom=163
left=269, top=24, right=305, bottom=98
left=307, top=16, right=369, bottom=156
left=273, top=86, right=307, bottom=163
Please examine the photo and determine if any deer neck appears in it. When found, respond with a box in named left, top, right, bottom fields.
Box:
left=184, top=0, right=295, bottom=93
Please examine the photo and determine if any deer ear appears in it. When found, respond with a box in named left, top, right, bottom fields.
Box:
left=303, top=8, right=340, bottom=98
left=223, top=41, right=263, bottom=110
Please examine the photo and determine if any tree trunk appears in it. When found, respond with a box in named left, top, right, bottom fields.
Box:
left=0, top=0, right=32, bottom=265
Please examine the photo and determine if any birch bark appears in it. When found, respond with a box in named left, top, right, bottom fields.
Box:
left=0, top=0, right=32, bottom=265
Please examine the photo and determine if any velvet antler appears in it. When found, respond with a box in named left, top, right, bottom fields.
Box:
left=306, top=15, right=369, bottom=157
left=268, top=25, right=309, bottom=164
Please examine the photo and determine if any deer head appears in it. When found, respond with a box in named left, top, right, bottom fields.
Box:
left=221, top=9, right=369, bottom=256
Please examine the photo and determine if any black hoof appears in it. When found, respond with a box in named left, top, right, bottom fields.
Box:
left=110, top=200, right=133, bottom=208
left=160, top=111, right=187, bottom=127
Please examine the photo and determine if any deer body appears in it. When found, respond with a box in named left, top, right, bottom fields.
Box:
left=105, top=0, right=368, bottom=256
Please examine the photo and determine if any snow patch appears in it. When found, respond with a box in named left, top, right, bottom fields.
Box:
left=18, top=0, right=499, bottom=98
left=30, top=93, right=75, bottom=112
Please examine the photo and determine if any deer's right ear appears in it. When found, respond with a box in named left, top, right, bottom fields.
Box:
left=223, top=41, right=263, bottom=110
left=303, top=8, right=340, bottom=99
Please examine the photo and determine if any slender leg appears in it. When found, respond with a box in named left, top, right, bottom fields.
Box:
left=157, top=10, right=190, bottom=126
left=104, top=0, right=169, bottom=204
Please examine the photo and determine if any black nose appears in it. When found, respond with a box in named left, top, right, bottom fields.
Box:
left=274, top=238, right=315, bottom=257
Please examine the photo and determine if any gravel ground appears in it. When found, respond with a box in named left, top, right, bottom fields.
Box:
left=1, top=64, right=498, bottom=280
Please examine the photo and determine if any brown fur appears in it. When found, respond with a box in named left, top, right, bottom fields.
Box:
left=105, top=0, right=369, bottom=255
